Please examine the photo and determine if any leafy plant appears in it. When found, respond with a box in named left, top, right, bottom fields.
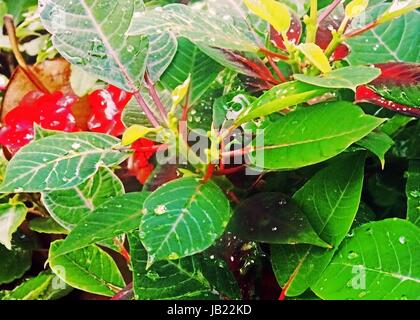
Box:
left=0, top=0, right=419, bottom=301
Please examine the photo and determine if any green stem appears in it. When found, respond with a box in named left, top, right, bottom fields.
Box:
left=305, top=0, right=318, bottom=43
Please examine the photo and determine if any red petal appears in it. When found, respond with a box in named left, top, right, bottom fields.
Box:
left=270, top=13, right=302, bottom=50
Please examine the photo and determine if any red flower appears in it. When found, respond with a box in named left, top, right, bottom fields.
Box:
left=87, top=85, right=132, bottom=136
left=0, top=90, right=78, bottom=154
left=128, top=138, right=157, bottom=185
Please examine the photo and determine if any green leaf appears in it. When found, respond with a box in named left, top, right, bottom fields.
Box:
left=406, top=161, right=420, bottom=226
left=0, top=202, right=27, bottom=250
left=0, top=132, right=128, bottom=193
left=271, top=153, right=366, bottom=296
left=161, top=38, right=223, bottom=105
left=140, top=177, right=232, bottom=266
left=129, top=233, right=240, bottom=300
left=229, top=193, right=330, bottom=248
left=382, top=114, right=415, bottom=137
left=49, top=240, right=125, bottom=297
left=4, top=0, right=37, bottom=22
left=52, top=192, right=149, bottom=257
left=0, top=234, right=33, bottom=285
left=294, top=66, right=381, bottom=91
left=236, top=81, right=330, bottom=124
left=28, top=217, right=68, bottom=235
left=128, top=4, right=258, bottom=53
left=250, top=102, right=384, bottom=170
left=40, top=0, right=149, bottom=91
left=1, top=271, right=72, bottom=300
left=347, top=6, right=420, bottom=64
left=312, top=219, right=420, bottom=300
left=356, top=131, right=394, bottom=169
left=42, top=167, right=124, bottom=230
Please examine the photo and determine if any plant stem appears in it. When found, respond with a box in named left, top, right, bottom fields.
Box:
left=4, top=15, right=50, bottom=94
left=266, top=55, right=287, bottom=83
left=144, top=72, right=168, bottom=124
left=318, top=0, right=342, bottom=24
left=111, top=283, right=134, bottom=300
left=258, top=47, right=289, bottom=61
left=132, top=90, right=160, bottom=128
left=305, top=0, right=318, bottom=43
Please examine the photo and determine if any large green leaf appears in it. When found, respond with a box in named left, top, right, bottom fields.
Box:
left=229, top=193, right=330, bottom=248
left=129, top=233, right=239, bottom=300
left=236, top=81, right=330, bottom=124
left=161, top=38, right=223, bottom=105
left=294, top=66, right=381, bottom=91
left=347, top=6, right=420, bottom=64
left=0, top=234, right=33, bottom=285
left=0, top=202, right=27, bottom=250
left=40, top=0, right=149, bottom=91
left=140, top=177, right=232, bottom=266
left=49, top=241, right=124, bottom=297
left=249, top=102, right=384, bottom=170
left=0, top=132, right=128, bottom=193
left=271, top=153, right=365, bottom=296
left=406, top=161, right=420, bottom=226
left=128, top=3, right=258, bottom=53
left=51, top=192, right=149, bottom=257
left=1, top=271, right=72, bottom=300
left=312, top=219, right=420, bottom=300
left=42, top=167, right=124, bottom=230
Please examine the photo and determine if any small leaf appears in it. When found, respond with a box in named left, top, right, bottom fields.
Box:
left=345, top=0, right=369, bottom=19
left=122, top=125, right=155, bottom=146
left=312, top=219, right=420, bottom=300
left=70, top=65, right=98, bottom=97
left=42, top=167, right=124, bottom=230
left=52, top=192, right=149, bottom=256
left=236, top=81, right=330, bottom=124
left=356, top=131, right=394, bottom=169
left=298, top=43, right=331, bottom=74
left=0, top=202, right=27, bottom=250
left=230, top=193, right=331, bottom=247
left=140, top=177, right=232, bottom=265
left=49, top=241, right=125, bottom=297
left=249, top=102, right=384, bottom=170
left=1, top=271, right=72, bottom=300
left=171, top=75, right=191, bottom=108
left=244, top=0, right=291, bottom=33
left=28, top=217, right=69, bottom=235
left=0, top=132, right=128, bottom=193
left=294, top=66, right=381, bottom=91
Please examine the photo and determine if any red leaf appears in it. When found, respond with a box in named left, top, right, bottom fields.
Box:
left=270, top=13, right=302, bottom=50
left=355, top=85, right=420, bottom=117
left=316, top=11, right=350, bottom=61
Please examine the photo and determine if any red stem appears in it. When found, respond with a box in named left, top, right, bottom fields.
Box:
left=344, top=20, right=378, bottom=38
left=318, top=0, right=342, bottom=24
left=144, top=72, right=168, bottom=123
left=266, top=55, right=287, bottom=83
left=215, top=165, right=246, bottom=176
left=259, top=47, right=289, bottom=61
left=132, top=90, right=160, bottom=128
left=202, top=164, right=215, bottom=183
left=111, top=283, right=133, bottom=300
left=113, top=238, right=131, bottom=263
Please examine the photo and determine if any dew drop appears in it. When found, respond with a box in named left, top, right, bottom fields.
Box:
left=347, top=251, right=359, bottom=259
left=399, top=236, right=406, bottom=244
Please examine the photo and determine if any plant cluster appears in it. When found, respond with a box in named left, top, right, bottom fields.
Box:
left=0, top=0, right=419, bottom=300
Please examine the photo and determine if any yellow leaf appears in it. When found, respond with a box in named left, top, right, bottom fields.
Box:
left=262, top=0, right=291, bottom=33
left=298, top=43, right=332, bottom=74
left=345, top=0, right=369, bottom=19
left=172, top=75, right=191, bottom=108
left=122, top=125, right=154, bottom=146
left=244, top=0, right=291, bottom=33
